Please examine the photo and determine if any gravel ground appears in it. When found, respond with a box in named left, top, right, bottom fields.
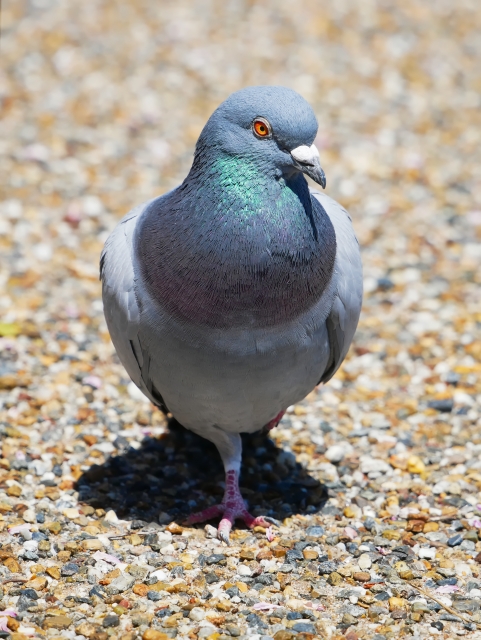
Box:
left=1, top=1, right=481, bottom=639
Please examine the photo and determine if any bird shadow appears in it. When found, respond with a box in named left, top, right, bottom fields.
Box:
left=75, top=418, right=328, bottom=527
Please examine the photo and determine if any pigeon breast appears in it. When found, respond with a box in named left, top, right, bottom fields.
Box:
left=136, top=156, right=336, bottom=330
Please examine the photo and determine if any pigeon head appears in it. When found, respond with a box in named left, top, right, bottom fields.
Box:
left=192, top=86, right=326, bottom=188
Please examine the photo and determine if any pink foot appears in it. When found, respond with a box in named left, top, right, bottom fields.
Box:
left=264, top=410, right=285, bottom=432
left=184, top=470, right=277, bottom=543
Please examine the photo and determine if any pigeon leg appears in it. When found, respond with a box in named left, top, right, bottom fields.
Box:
left=184, top=429, right=274, bottom=543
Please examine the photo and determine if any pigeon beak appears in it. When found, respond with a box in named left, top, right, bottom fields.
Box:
left=290, top=143, right=326, bottom=189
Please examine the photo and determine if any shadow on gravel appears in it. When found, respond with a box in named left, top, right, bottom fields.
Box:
left=76, top=418, right=328, bottom=526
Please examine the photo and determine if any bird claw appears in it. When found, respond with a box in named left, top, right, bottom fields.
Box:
left=263, top=516, right=281, bottom=527
left=217, top=527, right=231, bottom=546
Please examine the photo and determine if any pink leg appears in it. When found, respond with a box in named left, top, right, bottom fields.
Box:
left=184, top=469, right=275, bottom=544
left=264, top=410, right=285, bottom=432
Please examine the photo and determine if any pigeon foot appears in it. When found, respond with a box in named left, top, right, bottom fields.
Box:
left=184, top=469, right=276, bottom=543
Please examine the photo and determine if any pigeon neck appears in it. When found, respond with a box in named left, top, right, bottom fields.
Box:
left=185, top=150, right=312, bottom=225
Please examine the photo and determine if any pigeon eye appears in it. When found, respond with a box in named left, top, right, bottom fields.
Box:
left=253, top=118, right=271, bottom=138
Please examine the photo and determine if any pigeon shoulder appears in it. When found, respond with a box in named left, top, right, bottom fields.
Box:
left=310, top=190, right=363, bottom=382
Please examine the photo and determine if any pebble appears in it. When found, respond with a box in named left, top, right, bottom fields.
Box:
left=325, top=445, right=346, bottom=463
left=61, top=563, right=79, bottom=576
left=206, top=553, right=226, bottom=565
left=188, top=607, right=205, bottom=622
left=358, top=553, right=372, bottom=570
left=291, top=622, right=316, bottom=634
left=143, top=631, right=170, bottom=640
left=106, top=574, right=135, bottom=594
left=102, top=615, right=120, bottom=628
left=447, top=534, right=464, bottom=547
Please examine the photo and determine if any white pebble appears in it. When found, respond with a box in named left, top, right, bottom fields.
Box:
left=157, top=531, right=172, bottom=542
left=22, top=509, right=36, bottom=524
left=204, top=524, right=218, bottom=539
left=23, top=540, right=38, bottom=551
left=358, top=553, right=372, bottom=570
left=455, top=563, right=472, bottom=578
left=104, top=509, right=118, bottom=523
left=417, top=546, right=436, bottom=560
left=325, top=445, right=345, bottom=463
left=159, top=544, right=175, bottom=555
left=189, top=607, right=205, bottom=622
left=237, top=564, right=252, bottom=576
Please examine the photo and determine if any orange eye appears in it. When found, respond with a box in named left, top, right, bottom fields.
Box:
left=253, top=118, right=271, bottom=138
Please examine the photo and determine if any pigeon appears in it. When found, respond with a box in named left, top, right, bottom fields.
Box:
left=100, top=86, right=362, bottom=542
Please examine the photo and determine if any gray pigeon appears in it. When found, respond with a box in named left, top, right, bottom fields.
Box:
left=101, top=86, right=362, bottom=542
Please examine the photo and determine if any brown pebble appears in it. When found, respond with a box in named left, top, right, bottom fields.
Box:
left=29, top=564, right=45, bottom=574
left=303, top=549, right=318, bottom=560
left=166, top=522, right=183, bottom=534
left=42, top=615, right=72, bottom=630
left=132, top=583, right=149, bottom=597
left=3, top=557, right=20, bottom=573
left=406, top=520, right=425, bottom=533
left=273, top=631, right=296, bottom=640
left=142, top=631, right=170, bottom=640
left=46, top=566, right=61, bottom=580
left=81, top=538, right=104, bottom=550
left=353, top=571, right=370, bottom=582
left=38, top=540, right=51, bottom=552
left=256, top=548, right=273, bottom=560
left=28, top=576, right=48, bottom=590
left=327, top=572, right=343, bottom=586
left=44, top=488, right=60, bottom=501
left=236, top=581, right=249, bottom=593
left=45, top=521, right=62, bottom=534
left=382, top=529, right=401, bottom=540
left=407, top=512, right=429, bottom=521
left=7, top=618, right=20, bottom=631
left=162, top=613, right=183, bottom=628
left=389, top=597, right=407, bottom=611
left=406, top=455, right=425, bottom=475
left=76, top=622, right=102, bottom=638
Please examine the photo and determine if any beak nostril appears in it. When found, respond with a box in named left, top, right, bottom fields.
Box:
left=290, top=144, right=326, bottom=189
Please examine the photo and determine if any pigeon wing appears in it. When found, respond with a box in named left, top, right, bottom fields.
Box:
left=310, top=191, right=363, bottom=383
left=100, top=201, right=168, bottom=411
